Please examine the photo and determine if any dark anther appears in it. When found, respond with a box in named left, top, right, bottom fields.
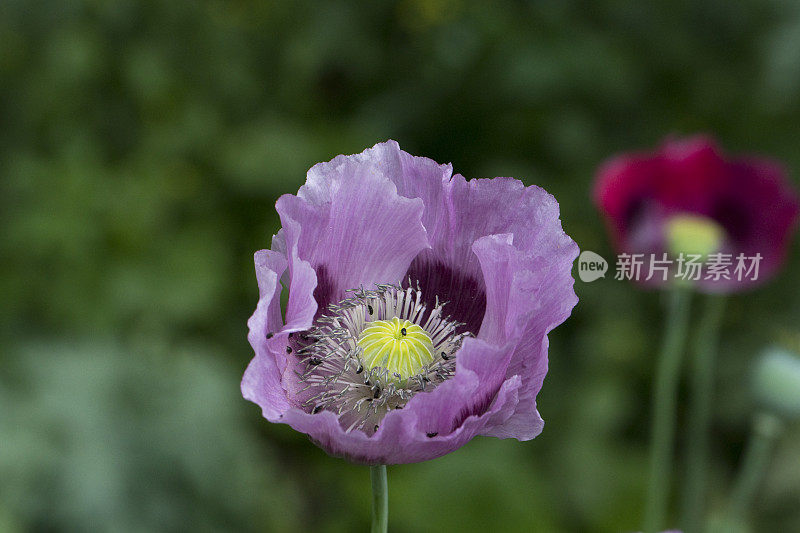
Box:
left=400, top=328, right=407, bottom=336
left=266, top=332, right=274, bottom=339
left=310, top=357, right=322, bottom=366
left=365, top=380, right=371, bottom=386
left=356, top=364, right=364, bottom=374
left=373, top=386, right=381, bottom=399
left=395, top=404, right=403, bottom=409
left=365, top=398, right=372, bottom=402
left=368, top=305, right=374, bottom=315
left=374, top=425, right=379, bottom=432
left=441, top=352, right=449, bottom=360
left=288, top=332, right=294, bottom=339
left=312, top=405, right=322, bottom=414
left=422, top=376, right=430, bottom=383
left=426, top=432, right=438, bottom=438
left=286, top=346, right=292, bottom=354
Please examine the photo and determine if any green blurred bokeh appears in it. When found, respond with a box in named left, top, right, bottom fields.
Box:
left=2, top=1, right=800, bottom=532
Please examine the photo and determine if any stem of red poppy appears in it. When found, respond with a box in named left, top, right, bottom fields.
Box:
left=643, top=286, right=692, bottom=533
left=370, top=464, right=388, bottom=533
left=680, top=295, right=726, bottom=533
left=727, top=413, right=783, bottom=521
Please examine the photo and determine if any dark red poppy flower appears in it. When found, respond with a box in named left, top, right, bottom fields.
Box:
left=594, top=136, right=799, bottom=292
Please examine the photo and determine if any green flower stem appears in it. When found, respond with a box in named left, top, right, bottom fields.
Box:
left=370, top=465, right=388, bottom=533
left=727, top=413, right=783, bottom=520
left=644, top=286, right=692, bottom=533
left=680, top=295, right=726, bottom=533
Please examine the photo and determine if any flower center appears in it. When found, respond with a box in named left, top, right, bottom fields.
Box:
left=295, top=284, right=469, bottom=434
left=358, top=317, right=435, bottom=380
left=665, top=214, right=725, bottom=258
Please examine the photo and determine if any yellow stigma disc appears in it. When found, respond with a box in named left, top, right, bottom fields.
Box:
left=357, top=317, right=435, bottom=380
left=665, top=214, right=725, bottom=258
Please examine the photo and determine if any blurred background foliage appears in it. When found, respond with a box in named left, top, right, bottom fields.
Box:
left=1, top=0, right=800, bottom=531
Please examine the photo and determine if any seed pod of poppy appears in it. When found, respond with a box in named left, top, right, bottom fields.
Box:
left=753, top=347, right=800, bottom=420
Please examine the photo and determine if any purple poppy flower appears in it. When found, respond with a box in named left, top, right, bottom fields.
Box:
left=242, top=141, right=578, bottom=464
left=594, top=136, right=799, bottom=292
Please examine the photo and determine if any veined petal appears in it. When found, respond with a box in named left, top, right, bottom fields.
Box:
left=470, top=228, right=578, bottom=439
left=276, top=147, right=431, bottom=314
left=242, top=250, right=292, bottom=420
left=401, top=337, right=514, bottom=436
left=279, top=338, right=524, bottom=464
left=407, top=176, right=576, bottom=332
